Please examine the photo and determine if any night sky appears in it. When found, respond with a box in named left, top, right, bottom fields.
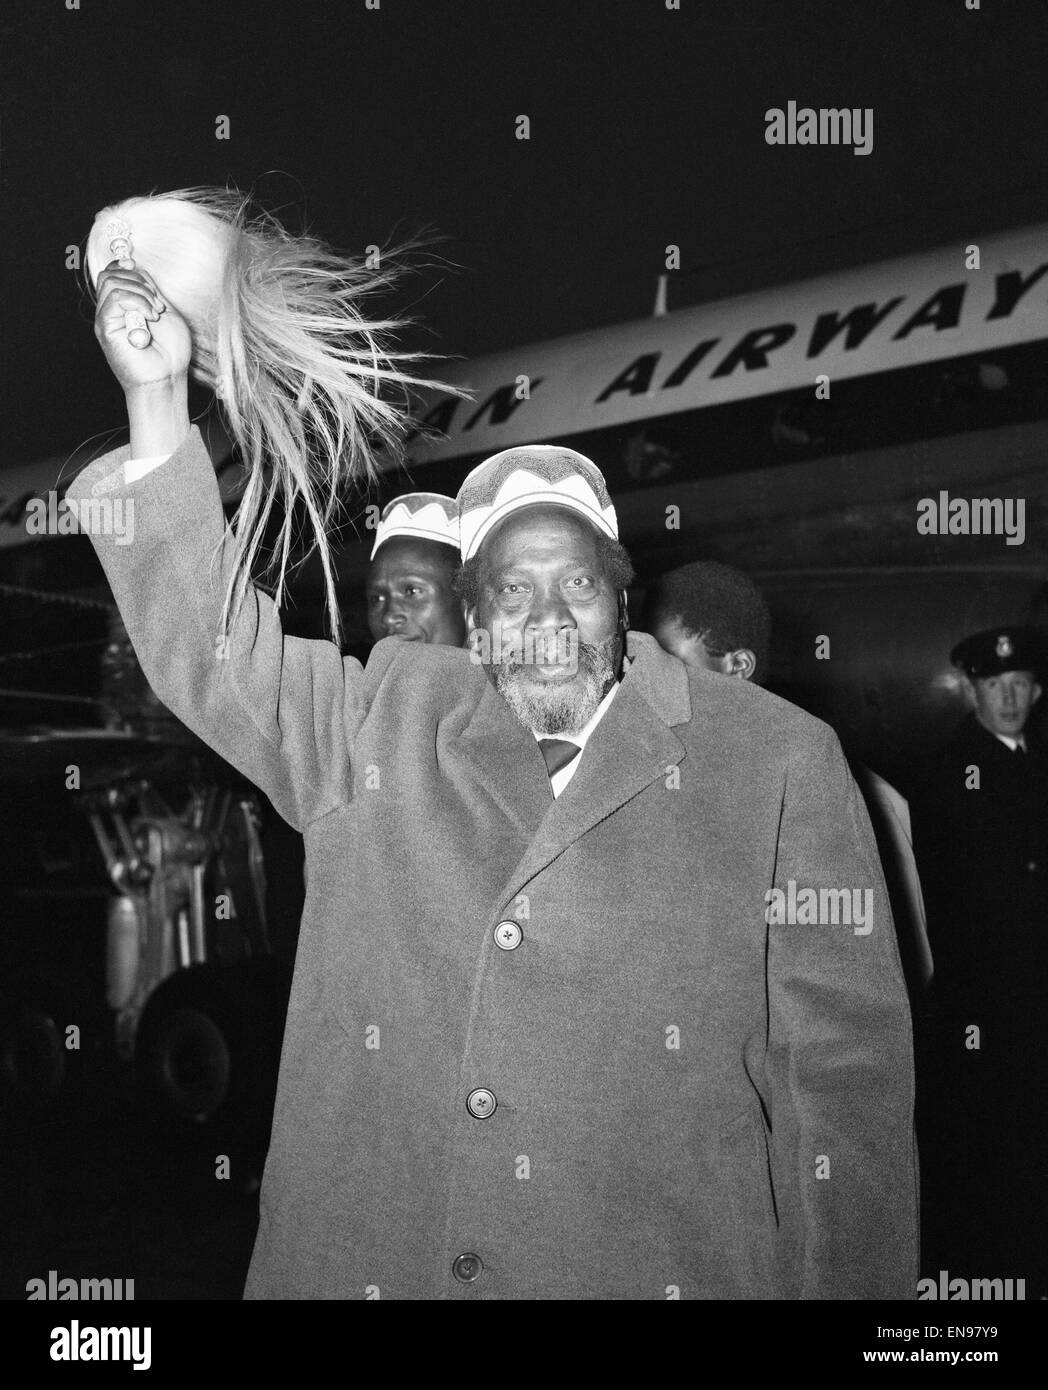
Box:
left=4, top=0, right=1048, bottom=469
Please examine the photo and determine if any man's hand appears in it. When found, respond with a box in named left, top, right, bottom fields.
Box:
left=93, top=259, right=192, bottom=392
left=93, top=258, right=193, bottom=456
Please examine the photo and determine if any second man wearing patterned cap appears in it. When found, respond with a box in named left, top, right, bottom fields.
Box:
left=366, top=492, right=466, bottom=649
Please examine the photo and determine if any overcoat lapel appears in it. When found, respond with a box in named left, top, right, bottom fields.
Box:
left=452, top=676, right=552, bottom=839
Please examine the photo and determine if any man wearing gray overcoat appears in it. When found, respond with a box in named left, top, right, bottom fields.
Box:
left=72, top=257, right=919, bottom=1300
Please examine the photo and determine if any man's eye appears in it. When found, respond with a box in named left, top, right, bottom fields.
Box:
left=404, top=586, right=423, bottom=598
left=500, top=583, right=525, bottom=595
left=567, top=575, right=594, bottom=589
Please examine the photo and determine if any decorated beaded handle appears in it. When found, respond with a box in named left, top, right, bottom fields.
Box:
left=103, top=220, right=152, bottom=349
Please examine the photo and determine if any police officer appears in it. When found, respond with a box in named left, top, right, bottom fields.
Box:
left=911, top=626, right=1048, bottom=1291
left=914, top=627, right=1048, bottom=1012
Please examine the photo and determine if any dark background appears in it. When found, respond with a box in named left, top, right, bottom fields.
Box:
left=3, top=0, right=1048, bottom=471
left=2, top=0, right=1048, bottom=1314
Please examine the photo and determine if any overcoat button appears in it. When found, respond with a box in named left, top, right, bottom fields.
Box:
left=452, top=1253, right=483, bottom=1283
left=494, top=920, right=523, bottom=950
left=466, top=1087, right=497, bottom=1118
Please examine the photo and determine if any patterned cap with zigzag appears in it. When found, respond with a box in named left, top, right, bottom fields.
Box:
left=456, top=445, right=618, bottom=561
left=371, top=492, right=460, bottom=560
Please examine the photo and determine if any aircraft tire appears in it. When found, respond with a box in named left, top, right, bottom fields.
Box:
left=134, top=962, right=283, bottom=1151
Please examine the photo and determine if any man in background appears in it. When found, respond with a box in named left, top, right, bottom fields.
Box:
left=641, top=560, right=770, bottom=682
left=643, top=560, right=931, bottom=1001
left=911, top=627, right=1048, bottom=1291
left=366, top=492, right=466, bottom=648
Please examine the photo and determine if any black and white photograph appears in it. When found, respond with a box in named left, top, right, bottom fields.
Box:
left=1, top=0, right=1047, bottom=1355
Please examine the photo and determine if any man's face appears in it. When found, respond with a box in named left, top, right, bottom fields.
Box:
left=366, top=538, right=466, bottom=647
left=651, top=615, right=756, bottom=681
left=470, top=505, right=624, bottom=736
left=968, top=668, right=1042, bottom=739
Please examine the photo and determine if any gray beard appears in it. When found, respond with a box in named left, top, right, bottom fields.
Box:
left=492, top=634, right=620, bottom=736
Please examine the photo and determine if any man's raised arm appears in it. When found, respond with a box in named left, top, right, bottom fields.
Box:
left=66, top=256, right=363, bottom=831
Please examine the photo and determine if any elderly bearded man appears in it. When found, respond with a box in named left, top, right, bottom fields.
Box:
left=71, top=267, right=918, bottom=1301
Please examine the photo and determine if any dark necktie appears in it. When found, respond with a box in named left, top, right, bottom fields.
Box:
left=537, top=737, right=581, bottom=779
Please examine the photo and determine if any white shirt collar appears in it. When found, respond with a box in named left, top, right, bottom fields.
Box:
left=529, top=654, right=630, bottom=798
left=993, top=731, right=1027, bottom=752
